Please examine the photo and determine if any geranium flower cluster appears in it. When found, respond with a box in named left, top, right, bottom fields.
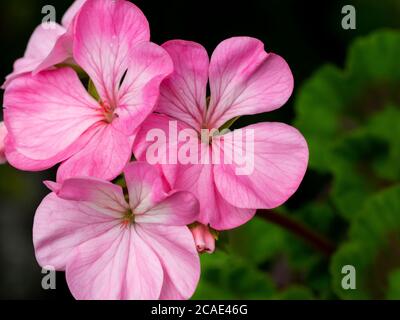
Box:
left=0, top=0, right=308, bottom=300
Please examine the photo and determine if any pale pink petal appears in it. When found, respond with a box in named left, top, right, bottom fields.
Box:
left=135, top=190, right=199, bottom=226
left=0, top=122, right=7, bottom=164
left=167, top=147, right=254, bottom=230
left=66, top=226, right=164, bottom=300
left=207, top=37, right=294, bottom=128
left=56, top=123, right=133, bottom=182
left=33, top=193, right=119, bottom=270
left=115, top=41, right=173, bottom=135
left=133, top=115, right=254, bottom=230
left=4, top=125, right=93, bottom=171
left=52, top=177, right=129, bottom=217
left=156, top=40, right=209, bottom=131
left=33, top=31, right=73, bottom=75
left=73, top=0, right=150, bottom=106
left=4, top=68, right=101, bottom=163
left=62, top=0, right=86, bottom=28
left=123, top=162, right=168, bottom=213
left=136, top=225, right=200, bottom=300
left=213, top=122, right=308, bottom=209
left=2, top=23, right=66, bottom=88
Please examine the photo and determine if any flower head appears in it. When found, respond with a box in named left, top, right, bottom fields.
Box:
left=4, top=0, right=173, bottom=181
left=33, top=161, right=200, bottom=300
left=134, top=38, right=309, bottom=230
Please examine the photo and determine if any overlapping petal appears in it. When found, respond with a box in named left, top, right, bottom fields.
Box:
left=66, top=226, right=164, bottom=300
left=213, top=122, right=309, bottom=209
left=136, top=225, right=200, bottom=299
left=207, top=37, right=294, bottom=128
left=73, top=0, right=150, bottom=106
left=4, top=68, right=102, bottom=166
left=157, top=40, right=209, bottom=131
left=33, top=193, right=120, bottom=270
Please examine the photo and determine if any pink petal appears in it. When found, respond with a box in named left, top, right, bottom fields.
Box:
left=4, top=124, right=93, bottom=171
left=33, top=30, right=73, bottom=75
left=133, top=114, right=254, bottom=230
left=52, top=177, right=129, bottom=217
left=213, top=122, right=309, bottom=209
left=135, top=190, right=199, bottom=226
left=207, top=37, right=294, bottom=128
left=2, top=23, right=66, bottom=88
left=170, top=158, right=255, bottom=230
left=136, top=225, right=200, bottom=300
left=56, top=123, right=133, bottom=182
left=115, top=41, right=173, bottom=135
left=156, top=40, right=209, bottom=131
left=62, top=0, right=86, bottom=28
left=123, top=161, right=168, bottom=213
left=4, top=68, right=101, bottom=163
left=66, top=226, right=164, bottom=300
left=73, top=0, right=150, bottom=106
left=0, top=122, right=7, bottom=164
left=33, top=193, right=119, bottom=270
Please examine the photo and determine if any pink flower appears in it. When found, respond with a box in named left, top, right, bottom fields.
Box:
left=4, top=0, right=172, bottom=181
left=2, top=0, right=86, bottom=88
left=134, top=38, right=309, bottom=230
left=190, top=223, right=216, bottom=254
left=0, top=122, right=7, bottom=164
left=33, top=161, right=200, bottom=300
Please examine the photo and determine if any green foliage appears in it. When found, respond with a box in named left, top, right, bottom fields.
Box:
left=331, top=186, right=400, bottom=299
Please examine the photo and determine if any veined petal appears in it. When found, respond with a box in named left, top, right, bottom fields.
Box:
left=52, top=177, right=129, bottom=217
left=157, top=40, right=209, bottom=131
left=136, top=225, right=200, bottom=300
left=66, top=226, right=164, bottom=300
left=56, top=123, right=133, bottom=182
left=135, top=190, right=199, bottom=226
left=170, top=155, right=254, bottom=230
left=123, top=162, right=168, bottom=214
left=116, top=41, right=173, bottom=135
left=33, top=193, right=119, bottom=270
left=213, top=122, right=309, bottom=209
left=207, top=37, right=294, bottom=128
left=2, top=23, right=66, bottom=88
left=62, top=0, right=86, bottom=28
left=4, top=68, right=101, bottom=162
left=73, top=0, right=150, bottom=106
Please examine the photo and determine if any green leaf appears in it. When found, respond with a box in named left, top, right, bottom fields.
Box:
left=386, top=269, right=400, bottom=300
left=192, top=250, right=276, bottom=299
left=331, top=185, right=400, bottom=299
left=226, top=216, right=286, bottom=266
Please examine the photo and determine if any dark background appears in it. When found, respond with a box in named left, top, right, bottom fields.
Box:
left=0, top=0, right=399, bottom=299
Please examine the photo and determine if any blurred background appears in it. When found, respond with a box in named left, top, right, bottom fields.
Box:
left=0, top=0, right=400, bottom=299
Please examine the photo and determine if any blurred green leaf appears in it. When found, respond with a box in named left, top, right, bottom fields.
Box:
left=331, top=185, right=400, bottom=299
left=193, top=250, right=276, bottom=299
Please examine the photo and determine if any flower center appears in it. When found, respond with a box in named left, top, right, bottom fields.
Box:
left=120, top=209, right=135, bottom=228
left=100, top=100, right=117, bottom=123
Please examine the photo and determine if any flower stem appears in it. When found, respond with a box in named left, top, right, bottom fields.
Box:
left=257, top=209, right=336, bottom=257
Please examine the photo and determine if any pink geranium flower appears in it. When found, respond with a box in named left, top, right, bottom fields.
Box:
left=134, top=38, right=309, bottom=230
left=4, top=0, right=172, bottom=181
left=0, top=122, right=7, bottom=164
left=2, top=0, right=86, bottom=88
left=33, top=161, right=200, bottom=300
